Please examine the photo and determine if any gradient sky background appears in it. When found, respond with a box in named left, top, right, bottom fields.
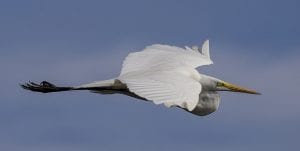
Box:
left=1, top=0, right=300, bottom=150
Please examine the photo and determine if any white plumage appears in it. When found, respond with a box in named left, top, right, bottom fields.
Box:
left=119, top=40, right=212, bottom=111
left=120, top=41, right=212, bottom=75
left=119, top=70, right=202, bottom=111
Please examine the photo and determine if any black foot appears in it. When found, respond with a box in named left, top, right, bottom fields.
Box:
left=20, top=81, right=72, bottom=93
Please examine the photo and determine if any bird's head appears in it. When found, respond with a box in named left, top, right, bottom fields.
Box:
left=200, top=74, right=261, bottom=95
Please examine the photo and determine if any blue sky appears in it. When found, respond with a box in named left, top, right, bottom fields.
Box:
left=1, top=0, right=300, bottom=150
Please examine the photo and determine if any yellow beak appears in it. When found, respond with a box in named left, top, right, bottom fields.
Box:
left=218, top=81, right=261, bottom=95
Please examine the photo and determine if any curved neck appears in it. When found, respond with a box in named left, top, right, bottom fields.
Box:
left=199, top=74, right=221, bottom=91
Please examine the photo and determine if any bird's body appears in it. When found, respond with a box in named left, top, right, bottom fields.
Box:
left=21, top=40, right=260, bottom=116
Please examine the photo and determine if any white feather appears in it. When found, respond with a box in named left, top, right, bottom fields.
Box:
left=119, top=70, right=202, bottom=111
left=120, top=44, right=212, bottom=75
left=201, top=40, right=210, bottom=58
left=118, top=41, right=213, bottom=111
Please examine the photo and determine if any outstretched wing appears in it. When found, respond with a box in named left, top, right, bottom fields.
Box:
left=120, top=40, right=212, bottom=75
left=119, top=40, right=213, bottom=111
left=119, top=70, right=202, bottom=111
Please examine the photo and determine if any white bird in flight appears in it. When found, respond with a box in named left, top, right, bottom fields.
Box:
left=21, top=40, right=260, bottom=116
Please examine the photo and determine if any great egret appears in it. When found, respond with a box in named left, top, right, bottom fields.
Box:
left=21, top=40, right=260, bottom=116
